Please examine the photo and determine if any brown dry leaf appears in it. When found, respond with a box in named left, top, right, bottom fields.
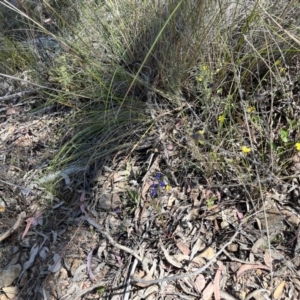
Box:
left=160, top=240, right=182, bottom=268
left=237, top=264, right=270, bottom=278
left=264, top=251, right=273, bottom=269
left=142, top=181, right=152, bottom=201
left=199, top=247, right=215, bottom=260
left=202, top=282, right=214, bottom=300
left=273, top=281, right=285, bottom=299
left=281, top=208, right=300, bottom=227
left=176, top=241, right=190, bottom=255
left=0, top=199, right=5, bottom=212
left=113, top=171, right=124, bottom=183
left=140, top=206, right=151, bottom=224
left=236, top=204, right=244, bottom=219
left=214, top=263, right=224, bottom=300
left=191, top=189, right=201, bottom=206
left=194, top=274, right=206, bottom=293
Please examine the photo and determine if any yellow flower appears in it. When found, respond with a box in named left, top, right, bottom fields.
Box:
left=280, top=67, right=286, bottom=73
left=197, top=76, right=203, bottom=82
left=165, top=185, right=171, bottom=192
left=202, top=65, right=208, bottom=71
left=218, top=115, right=225, bottom=123
left=217, top=87, right=223, bottom=94
left=295, top=142, right=300, bottom=151
left=241, top=146, right=251, bottom=154
left=247, top=106, right=255, bottom=113
left=275, top=59, right=281, bottom=66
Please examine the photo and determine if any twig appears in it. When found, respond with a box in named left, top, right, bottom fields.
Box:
left=0, top=89, right=37, bottom=101
left=0, top=211, right=26, bottom=242
left=131, top=225, right=241, bottom=285
left=84, top=216, right=143, bottom=262
left=223, top=249, right=259, bottom=265
left=123, top=258, right=139, bottom=300
left=61, top=282, right=107, bottom=300
left=245, top=289, right=270, bottom=300
left=220, top=291, right=239, bottom=300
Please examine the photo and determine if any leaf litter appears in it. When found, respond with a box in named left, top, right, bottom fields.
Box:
left=1, top=91, right=300, bottom=300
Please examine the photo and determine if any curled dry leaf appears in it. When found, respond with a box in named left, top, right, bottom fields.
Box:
left=160, top=241, right=182, bottom=268
left=214, top=263, right=224, bottom=300
left=18, top=244, right=39, bottom=283
left=236, top=205, right=244, bottom=219
left=237, top=264, right=270, bottom=278
left=87, top=249, right=96, bottom=282
left=48, top=253, right=62, bottom=273
left=39, top=246, right=49, bottom=259
left=22, top=211, right=43, bottom=239
left=245, top=289, right=270, bottom=300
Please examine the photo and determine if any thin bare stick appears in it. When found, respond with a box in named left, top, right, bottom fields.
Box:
left=131, top=226, right=241, bottom=285
left=123, top=258, right=139, bottom=300
left=0, top=211, right=26, bottom=242
left=84, top=216, right=143, bottom=262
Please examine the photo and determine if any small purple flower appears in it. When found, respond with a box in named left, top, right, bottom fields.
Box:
left=155, top=173, right=162, bottom=180
left=150, top=183, right=158, bottom=197
left=22, top=187, right=31, bottom=197
left=159, top=181, right=166, bottom=188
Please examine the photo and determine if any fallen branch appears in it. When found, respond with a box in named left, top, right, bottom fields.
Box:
left=0, top=89, right=37, bottom=102
left=0, top=211, right=26, bottom=242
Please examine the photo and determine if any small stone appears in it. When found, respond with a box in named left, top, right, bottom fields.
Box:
left=98, top=193, right=121, bottom=211
left=227, top=243, right=238, bottom=252
left=2, top=286, right=19, bottom=299
left=0, top=264, right=21, bottom=287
